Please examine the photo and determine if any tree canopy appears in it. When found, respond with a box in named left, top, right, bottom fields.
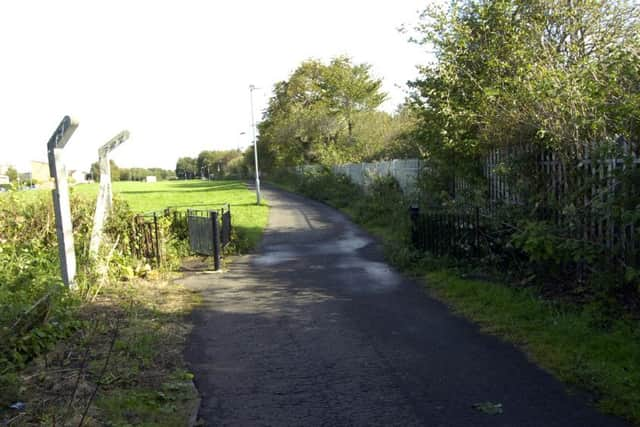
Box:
left=175, top=157, right=198, bottom=179
left=6, top=166, right=17, bottom=183
left=408, top=0, right=640, bottom=161
left=256, top=56, right=417, bottom=169
left=175, top=149, right=243, bottom=179
left=89, top=160, right=175, bottom=182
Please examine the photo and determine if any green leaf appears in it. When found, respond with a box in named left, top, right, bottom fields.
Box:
left=472, top=401, right=503, bottom=415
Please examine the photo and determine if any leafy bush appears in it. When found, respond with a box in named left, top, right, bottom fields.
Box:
left=296, top=167, right=362, bottom=208
left=353, top=175, right=407, bottom=228
left=0, top=191, right=180, bottom=372
left=0, top=193, right=91, bottom=370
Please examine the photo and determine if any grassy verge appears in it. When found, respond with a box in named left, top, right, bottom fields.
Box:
left=270, top=170, right=640, bottom=425
left=2, top=275, right=201, bottom=426
left=1, top=180, right=269, bottom=425
left=425, top=271, right=640, bottom=424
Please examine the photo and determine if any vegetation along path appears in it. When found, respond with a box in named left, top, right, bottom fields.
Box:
left=182, top=185, right=628, bottom=426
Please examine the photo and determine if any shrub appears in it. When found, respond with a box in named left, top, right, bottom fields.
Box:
left=297, top=167, right=361, bottom=208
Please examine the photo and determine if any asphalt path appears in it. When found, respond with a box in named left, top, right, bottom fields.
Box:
left=183, top=185, right=628, bottom=427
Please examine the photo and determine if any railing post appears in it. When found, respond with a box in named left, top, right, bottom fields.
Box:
left=474, top=206, right=480, bottom=257
left=153, top=212, right=161, bottom=267
left=409, top=205, right=420, bottom=249
left=211, top=211, right=221, bottom=271
left=132, top=215, right=139, bottom=259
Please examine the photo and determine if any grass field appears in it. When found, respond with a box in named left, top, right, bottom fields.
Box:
left=2, top=179, right=269, bottom=253
left=72, top=180, right=252, bottom=212
left=73, top=179, right=269, bottom=252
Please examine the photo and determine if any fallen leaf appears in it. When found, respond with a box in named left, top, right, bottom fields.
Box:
left=472, top=401, right=503, bottom=415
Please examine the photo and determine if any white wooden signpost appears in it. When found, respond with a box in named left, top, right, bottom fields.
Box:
left=47, top=116, right=79, bottom=287
left=89, top=130, right=130, bottom=257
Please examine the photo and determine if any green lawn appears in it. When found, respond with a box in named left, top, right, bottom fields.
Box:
left=72, top=180, right=254, bottom=212
left=3, top=179, right=269, bottom=253
left=74, top=180, right=269, bottom=252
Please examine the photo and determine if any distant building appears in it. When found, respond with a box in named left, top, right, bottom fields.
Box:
left=0, top=175, right=9, bottom=185
left=69, top=170, right=88, bottom=184
left=31, top=161, right=50, bottom=184
left=26, top=160, right=53, bottom=189
left=0, top=164, right=8, bottom=175
left=145, top=176, right=157, bottom=183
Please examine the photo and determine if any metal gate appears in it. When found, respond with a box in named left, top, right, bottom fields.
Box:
left=187, top=205, right=231, bottom=270
left=220, top=205, right=232, bottom=247
left=131, top=213, right=161, bottom=266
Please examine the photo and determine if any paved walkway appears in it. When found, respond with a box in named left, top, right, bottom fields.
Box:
left=182, top=185, right=627, bottom=427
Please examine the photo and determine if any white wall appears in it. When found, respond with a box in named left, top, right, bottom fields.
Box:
left=297, top=159, right=424, bottom=194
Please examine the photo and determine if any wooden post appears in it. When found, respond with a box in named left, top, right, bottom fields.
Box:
left=89, top=131, right=130, bottom=256
left=47, top=116, right=79, bottom=287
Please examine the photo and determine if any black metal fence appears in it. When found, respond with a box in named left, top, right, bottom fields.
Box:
left=186, top=205, right=232, bottom=270
left=410, top=206, right=483, bottom=258
left=187, top=210, right=216, bottom=255
left=409, top=203, right=640, bottom=278
left=220, top=205, right=232, bottom=248
left=129, top=205, right=232, bottom=270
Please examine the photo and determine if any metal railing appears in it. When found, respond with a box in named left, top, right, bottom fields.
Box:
left=129, top=205, right=232, bottom=270
left=186, top=205, right=231, bottom=270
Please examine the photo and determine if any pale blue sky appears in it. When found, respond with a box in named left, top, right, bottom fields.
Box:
left=0, top=0, right=431, bottom=172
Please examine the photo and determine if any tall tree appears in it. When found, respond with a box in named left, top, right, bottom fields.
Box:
left=175, top=157, right=198, bottom=179
left=196, top=149, right=243, bottom=178
left=258, top=56, right=388, bottom=169
left=321, top=56, right=387, bottom=142
left=89, top=160, right=120, bottom=182
left=409, top=0, right=640, bottom=160
left=6, top=166, right=17, bottom=183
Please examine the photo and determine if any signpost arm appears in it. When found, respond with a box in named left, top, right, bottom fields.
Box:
left=47, top=116, right=79, bottom=287
left=89, top=131, right=130, bottom=257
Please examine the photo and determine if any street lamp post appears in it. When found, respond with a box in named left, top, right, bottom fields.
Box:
left=249, top=84, right=261, bottom=205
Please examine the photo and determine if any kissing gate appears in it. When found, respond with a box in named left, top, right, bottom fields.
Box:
left=187, top=206, right=232, bottom=270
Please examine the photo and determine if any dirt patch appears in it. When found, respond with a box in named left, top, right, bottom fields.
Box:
left=1, top=275, right=200, bottom=426
left=180, top=256, right=219, bottom=273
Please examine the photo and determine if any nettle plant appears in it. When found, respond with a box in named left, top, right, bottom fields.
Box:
left=0, top=191, right=160, bottom=370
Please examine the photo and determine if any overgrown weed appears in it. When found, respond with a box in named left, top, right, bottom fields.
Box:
left=1, top=275, right=200, bottom=426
